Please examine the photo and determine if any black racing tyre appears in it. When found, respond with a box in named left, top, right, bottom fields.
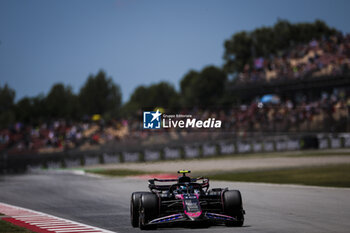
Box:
left=139, top=193, right=159, bottom=230
left=223, top=190, right=244, bottom=227
left=130, top=192, right=148, bottom=227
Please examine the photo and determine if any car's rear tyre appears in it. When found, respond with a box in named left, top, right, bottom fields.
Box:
left=130, top=192, right=148, bottom=227
left=223, top=190, right=244, bottom=227
left=139, top=193, right=159, bottom=230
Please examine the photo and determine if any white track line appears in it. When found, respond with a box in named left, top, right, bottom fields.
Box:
left=0, top=202, right=116, bottom=233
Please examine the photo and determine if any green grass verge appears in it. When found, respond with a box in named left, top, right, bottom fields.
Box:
left=210, top=164, right=350, bottom=188
left=201, top=149, right=350, bottom=161
left=87, top=164, right=350, bottom=188
left=86, top=168, right=157, bottom=176
left=97, top=149, right=350, bottom=165
left=0, top=219, right=34, bottom=233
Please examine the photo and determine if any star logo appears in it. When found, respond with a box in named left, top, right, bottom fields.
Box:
left=150, top=110, right=162, bottom=122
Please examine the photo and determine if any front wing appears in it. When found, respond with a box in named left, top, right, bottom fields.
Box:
left=148, top=212, right=238, bottom=225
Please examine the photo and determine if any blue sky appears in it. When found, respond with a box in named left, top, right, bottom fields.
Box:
left=0, top=0, right=349, bottom=103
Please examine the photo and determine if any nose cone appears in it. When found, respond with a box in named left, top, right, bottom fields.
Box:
left=185, top=210, right=202, bottom=220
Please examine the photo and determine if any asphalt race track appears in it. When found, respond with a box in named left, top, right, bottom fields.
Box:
left=0, top=171, right=349, bottom=233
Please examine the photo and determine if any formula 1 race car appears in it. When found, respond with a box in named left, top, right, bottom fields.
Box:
left=130, top=170, right=245, bottom=230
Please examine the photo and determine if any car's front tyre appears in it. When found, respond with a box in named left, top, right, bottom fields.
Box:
left=130, top=192, right=149, bottom=227
left=139, top=193, right=158, bottom=230
left=223, top=190, right=244, bottom=227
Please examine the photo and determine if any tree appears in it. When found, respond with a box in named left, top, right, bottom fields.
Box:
left=180, top=66, right=227, bottom=108
left=14, top=94, right=48, bottom=125
left=124, top=82, right=179, bottom=114
left=15, top=97, right=32, bottom=123
left=45, top=83, right=79, bottom=119
left=29, top=95, right=47, bottom=124
left=223, top=19, right=339, bottom=73
left=79, top=70, right=122, bottom=118
left=0, top=84, right=16, bottom=128
left=0, top=84, right=15, bottom=113
left=147, top=82, right=179, bottom=109
left=180, top=70, right=199, bottom=107
left=223, top=31, right=253, bottom=74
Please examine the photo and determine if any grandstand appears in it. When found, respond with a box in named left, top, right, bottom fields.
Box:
left=231, top=34, right=350, bottom=102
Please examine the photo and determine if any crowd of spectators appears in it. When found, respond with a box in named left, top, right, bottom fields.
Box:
left=1, top=92, right=350, bottom=155
left=127, top=93, right=350, bottom=138
left=236, top=34, right=350, bottom=83
left=0, top=120, right=128, bottom=155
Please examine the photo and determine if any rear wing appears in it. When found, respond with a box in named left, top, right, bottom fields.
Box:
left=148, top=177, right=209, bottom=192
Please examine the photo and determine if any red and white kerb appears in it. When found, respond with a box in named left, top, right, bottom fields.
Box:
left=0, top=202, right=116, bottom=233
